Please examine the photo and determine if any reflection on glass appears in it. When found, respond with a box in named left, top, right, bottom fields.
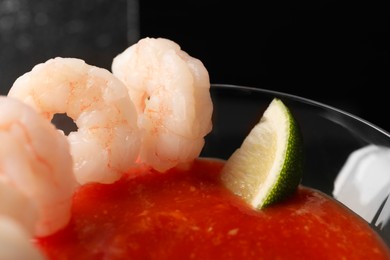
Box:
left=333, top=145, right=390, bottom=223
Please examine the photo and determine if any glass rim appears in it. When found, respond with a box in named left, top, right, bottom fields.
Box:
left=210, top=83, right=390, bottom=140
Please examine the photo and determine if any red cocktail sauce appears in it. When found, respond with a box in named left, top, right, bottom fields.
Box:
left=36, top=159, right=390, bottom=259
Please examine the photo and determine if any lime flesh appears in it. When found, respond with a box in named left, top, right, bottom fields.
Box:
left=220, top=98, right=304, bottom=209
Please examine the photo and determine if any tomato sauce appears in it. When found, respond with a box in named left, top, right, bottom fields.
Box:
left=37, top=159, right=390, bottom=259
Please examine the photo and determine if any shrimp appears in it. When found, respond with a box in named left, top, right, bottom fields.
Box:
left=8, top=57, right=141, bottom=185
left=112, top=37, right=213, bottom=172
left=0, top=216, right=46, bottom=260
left=0, top=96, right=77, bottom=237
left=0, top=181, right=39, bottom=236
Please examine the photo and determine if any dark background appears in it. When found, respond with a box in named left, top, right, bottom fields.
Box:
left=1, top=0, right=389, bottom=131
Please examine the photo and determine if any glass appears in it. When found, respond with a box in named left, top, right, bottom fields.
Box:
left=201, top=84, right=390, bottom=246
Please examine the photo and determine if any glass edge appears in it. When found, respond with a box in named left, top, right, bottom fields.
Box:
left=211, top=83, right=390, bottom=139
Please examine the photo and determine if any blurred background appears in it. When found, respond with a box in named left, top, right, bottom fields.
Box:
left=1, top=0, right=389, bottom=131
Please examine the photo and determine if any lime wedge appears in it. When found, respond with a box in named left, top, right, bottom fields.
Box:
left=220, top=98, right=304, bottom=209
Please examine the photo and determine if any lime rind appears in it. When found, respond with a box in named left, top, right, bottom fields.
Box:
left=259, top=100, right=304, bottom=208
left=221, top=98, right=304, bottom=209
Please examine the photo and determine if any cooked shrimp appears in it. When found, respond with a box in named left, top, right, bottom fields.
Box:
left=8, top=57, right=141, bottom=185
left=112, top=37, right=213, bottom=172
left=0, top=181, right=38, bottom=236
left=0, top=96, right=77, bottom=237
left=0, top=216, right=46, bottom=260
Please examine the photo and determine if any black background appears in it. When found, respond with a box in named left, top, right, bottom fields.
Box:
left=1, top=0, right=389, bottom=131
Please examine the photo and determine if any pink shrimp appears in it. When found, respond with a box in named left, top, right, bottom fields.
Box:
left=0, top=96, right=77, bottom=237
left=0, top=216, right=46, bottom=260
left=112, top=37, right=213, bottom=172
left=8, top=57, right=141, bottom=185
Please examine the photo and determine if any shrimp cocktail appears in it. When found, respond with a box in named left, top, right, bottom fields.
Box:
left=1, top=37, right=389, bottom=259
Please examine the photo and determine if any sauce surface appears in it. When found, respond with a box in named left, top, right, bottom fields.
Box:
left=37, top=159, right=390, bottom=259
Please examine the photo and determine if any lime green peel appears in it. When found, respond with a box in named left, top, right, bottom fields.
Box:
left=220, top=98, right=304, bottom=209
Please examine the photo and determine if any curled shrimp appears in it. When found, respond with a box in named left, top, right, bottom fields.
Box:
left=112, top=37, right=213, bottom=172
left=0, top=181, right=38, bottom=236
left=0, top=96, right=77, bottom=237
left=0, top=216, right=46, bottom=260
left=8, top=57, right=141, bottom=185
